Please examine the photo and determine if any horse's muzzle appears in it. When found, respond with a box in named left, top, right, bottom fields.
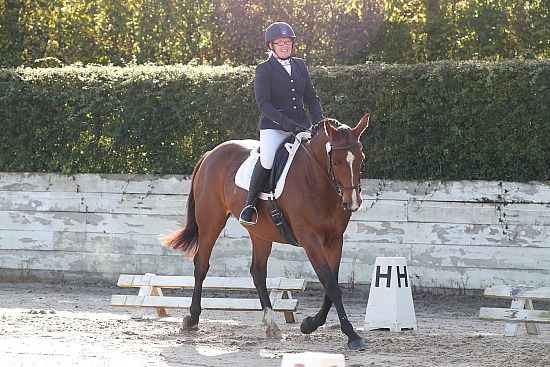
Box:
left=342, top=201, right=361, bottom=213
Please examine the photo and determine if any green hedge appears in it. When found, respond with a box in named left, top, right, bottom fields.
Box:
left=1, top=60, right=549, bottom=181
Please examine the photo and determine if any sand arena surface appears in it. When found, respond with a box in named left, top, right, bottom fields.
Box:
left=1, top=282, right=549, bottom=367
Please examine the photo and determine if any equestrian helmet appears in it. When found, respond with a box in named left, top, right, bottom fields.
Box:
left=265, top=22, right=296, bottom=48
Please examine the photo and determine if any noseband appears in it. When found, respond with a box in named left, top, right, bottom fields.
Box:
left=325, top=141, right=363, bottom=196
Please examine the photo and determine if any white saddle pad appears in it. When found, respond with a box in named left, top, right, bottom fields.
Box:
left=235, top=132, right=310, bottom=200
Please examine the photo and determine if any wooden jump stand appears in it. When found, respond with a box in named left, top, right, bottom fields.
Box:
left=479, top=285, right=550, bottom=336
left=110, top=273, right=307, bottom=323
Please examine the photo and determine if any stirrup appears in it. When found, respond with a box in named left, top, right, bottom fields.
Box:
left=239, top=205, right=258, bottom=226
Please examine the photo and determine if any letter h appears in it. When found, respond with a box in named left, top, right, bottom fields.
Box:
left=397, top=265, right=408, bottom=288
left=375, top=265, right=392, bottom=287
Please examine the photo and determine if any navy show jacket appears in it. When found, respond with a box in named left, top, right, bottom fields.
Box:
left=254, top=55, right=324, bottom=131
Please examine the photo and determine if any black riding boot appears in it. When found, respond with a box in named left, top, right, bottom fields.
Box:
left=239, top=160, right=271, bottom=226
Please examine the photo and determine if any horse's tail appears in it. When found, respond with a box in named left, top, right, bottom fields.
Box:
left=160, top=152, right=209, bottom=259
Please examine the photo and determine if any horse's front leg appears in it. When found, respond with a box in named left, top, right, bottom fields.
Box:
left=303, top=244, right=366, bottom=350
left=300, top=248, right=338, bottom=334
left=320, top=264, right=366, bottom=350
left=250, top=236, right=281, bottom=340
left=300, top=294, right=332, bottom=334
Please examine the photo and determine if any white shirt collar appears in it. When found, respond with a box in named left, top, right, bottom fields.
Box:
left=277, top=58, right=292, bottom=75
left=278, top=58, right=291, bottom=66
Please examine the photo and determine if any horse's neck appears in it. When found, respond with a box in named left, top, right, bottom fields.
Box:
left=299, top=135, right=333, bottom=192
left=290, top=135, right=352, bottom=228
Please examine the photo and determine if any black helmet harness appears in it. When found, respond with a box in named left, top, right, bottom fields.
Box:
left=265, top=22, right=295, bottom=61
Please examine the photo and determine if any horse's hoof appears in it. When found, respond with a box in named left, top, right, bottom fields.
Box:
left=300, top=316, right=318, bottom=334
left=348, top=338, right=367, bottom=351
left=266, top=328, right=282, bottom=341
left=180, top=316, right=199, bottom=332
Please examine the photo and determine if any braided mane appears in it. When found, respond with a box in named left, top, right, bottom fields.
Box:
left=311, top=118, right=342, bottom=137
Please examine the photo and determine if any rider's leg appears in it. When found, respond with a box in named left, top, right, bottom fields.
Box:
left=239, top=129, right=292, bottom=226
left=239, top=159, right=271, bottom=225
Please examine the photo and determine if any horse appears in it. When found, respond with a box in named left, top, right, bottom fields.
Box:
left=162, top=114, right=370, bottom=350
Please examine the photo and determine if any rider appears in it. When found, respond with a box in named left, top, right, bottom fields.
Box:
left=239, top=21, right=325, bottom=226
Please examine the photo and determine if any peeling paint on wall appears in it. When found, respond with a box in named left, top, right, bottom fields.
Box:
left=1, top=173, right=549, bottom=289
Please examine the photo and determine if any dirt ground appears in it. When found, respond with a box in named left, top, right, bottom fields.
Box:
left=1, top=282, right=550, bottom=367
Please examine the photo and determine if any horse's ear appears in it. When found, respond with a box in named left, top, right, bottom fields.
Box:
left=352, top=113, right=370, bottom=139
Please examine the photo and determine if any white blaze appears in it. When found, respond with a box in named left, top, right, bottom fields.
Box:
left=346, top=151, right=361, bottom=210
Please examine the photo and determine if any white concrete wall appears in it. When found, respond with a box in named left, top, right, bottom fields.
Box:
left=1, top=172, right=549, bottom=290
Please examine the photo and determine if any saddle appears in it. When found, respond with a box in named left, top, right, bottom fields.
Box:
left=235, top=132, right=311, bottom=247
left=267, top=135, right=296, bottom=192
left=235, top=131, right=309, bottom=200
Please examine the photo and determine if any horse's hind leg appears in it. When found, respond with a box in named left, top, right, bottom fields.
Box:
left=181, top=249, right=211, bottom=331
left=182, top=214, right=229, bottom=331
left=249, top=235, right=281, bottom=340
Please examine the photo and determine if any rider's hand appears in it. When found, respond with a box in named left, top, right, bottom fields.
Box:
left=282, top=118, right=308, bottom=134
left=291, top=124, right=309, bottom=134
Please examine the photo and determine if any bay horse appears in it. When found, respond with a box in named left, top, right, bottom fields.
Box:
left=162, top=114, right=370, bottom=350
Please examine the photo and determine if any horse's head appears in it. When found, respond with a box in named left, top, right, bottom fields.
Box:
left=321, top=114, right=369, bottom=212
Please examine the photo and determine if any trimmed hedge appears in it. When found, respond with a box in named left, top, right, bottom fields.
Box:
left=1, top=60, right=549, bottom=181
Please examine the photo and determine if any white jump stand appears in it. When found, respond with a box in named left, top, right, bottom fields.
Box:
left=281, top=352, right=345, bottom=367
left=364, top=257, right=417, bottom=332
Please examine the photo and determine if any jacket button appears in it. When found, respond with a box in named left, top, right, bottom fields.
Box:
left=293, top=106, right=297, bottom=109
left=290, top=79, right=294, bottom=83
left=291, top=89, right=295, bottom=92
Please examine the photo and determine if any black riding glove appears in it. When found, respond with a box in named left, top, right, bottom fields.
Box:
left=291, top=124, right=309, bottom=134
left=281, top=117, right=308, bottom=134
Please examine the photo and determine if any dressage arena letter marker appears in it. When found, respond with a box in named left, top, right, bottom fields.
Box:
left=375, top=265, right=409, bottom=288
left=364, top=257, right=417, bottom=332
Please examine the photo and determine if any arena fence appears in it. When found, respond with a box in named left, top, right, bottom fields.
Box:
left=0, top=172, right=549, bottom=290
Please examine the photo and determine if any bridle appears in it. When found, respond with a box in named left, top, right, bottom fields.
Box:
left=325, top=141, right=363, bottom=196
left=293, top=120, right=364, bottom=198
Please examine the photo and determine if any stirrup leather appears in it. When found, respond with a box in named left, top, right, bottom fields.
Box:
left=239, top=205, right=259, bottom=226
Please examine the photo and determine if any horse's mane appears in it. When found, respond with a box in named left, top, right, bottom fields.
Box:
left=311, top=118, right=342, bottom=137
